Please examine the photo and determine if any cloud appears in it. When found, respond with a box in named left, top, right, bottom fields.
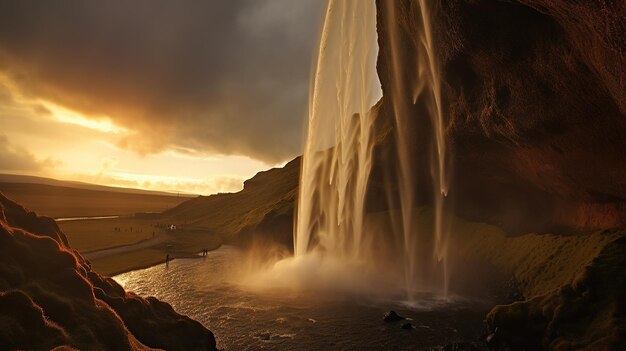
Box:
left=0, top=0, right=324, bottom=163
left=94, top=157, right=118, bottom=181
left=75, top=171, right=245, bottom=195
left=0, top=134, right=59, bottom=172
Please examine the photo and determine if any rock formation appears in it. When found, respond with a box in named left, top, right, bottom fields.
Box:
left=0, top=193, right=217, bottom=351
left=375, top=0, right=626, bottom=233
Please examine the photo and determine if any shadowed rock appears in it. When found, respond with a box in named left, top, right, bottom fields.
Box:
left=374, top=0, right=626, bottom=233
left=0, top=193, right=217, bottom=351
left=383, top=310, right=406, bottom=322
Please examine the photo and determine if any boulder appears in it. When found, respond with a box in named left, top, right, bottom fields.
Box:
left=383, top=310, right=406, bottom=322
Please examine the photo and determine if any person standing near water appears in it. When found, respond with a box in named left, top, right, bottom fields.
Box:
left=165, top=254, right=170, bottom=266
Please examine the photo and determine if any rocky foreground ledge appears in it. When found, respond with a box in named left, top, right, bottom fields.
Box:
left=0, top=193, right=217, bottom=351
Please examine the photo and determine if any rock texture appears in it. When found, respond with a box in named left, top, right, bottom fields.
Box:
left=0, top=193, right=217, bottom=351
left=375, top=0, right=626, bottom=233
left=485, top=233, right=626, bottom=350
left=450, top=214, right=626, bottom=350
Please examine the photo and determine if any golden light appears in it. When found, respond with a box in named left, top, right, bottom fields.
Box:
left=43, top=102, right=127, bottom=134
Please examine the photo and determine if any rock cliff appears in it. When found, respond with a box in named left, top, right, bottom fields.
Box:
left=375, top=0, right=626, bottom=233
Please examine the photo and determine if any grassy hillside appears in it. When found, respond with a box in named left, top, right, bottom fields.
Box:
left=163, top=157, right=300, bottom=239
left=0, top=182, right=191, bottom=218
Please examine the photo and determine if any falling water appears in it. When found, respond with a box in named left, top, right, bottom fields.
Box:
left=295, top=0, right=381, bottom=259
left=293, top=0, right=449, bottom=299
left=379, top=0, right=450, bottom=298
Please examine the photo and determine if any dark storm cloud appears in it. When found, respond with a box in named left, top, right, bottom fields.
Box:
left=0, top=0, right=324, bottom=163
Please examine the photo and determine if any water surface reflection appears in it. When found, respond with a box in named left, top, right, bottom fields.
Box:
left=115, top=246, right=488, bottom=350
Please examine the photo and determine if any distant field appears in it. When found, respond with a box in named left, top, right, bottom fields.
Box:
left=0, top=178, right=221, bottom=276
left=59, top=218, right=161, bottom=252
left=0, top=182, right=192, bottom=218
left=58, top=216, right=223, bottom=275
left=82, top=223, right=223, bottom=276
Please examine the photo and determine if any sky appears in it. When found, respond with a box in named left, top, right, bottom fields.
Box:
left=0, top=0, right=324, bottom=194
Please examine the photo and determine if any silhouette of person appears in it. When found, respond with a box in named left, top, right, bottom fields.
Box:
left=165, top=254, right=170, bottom=266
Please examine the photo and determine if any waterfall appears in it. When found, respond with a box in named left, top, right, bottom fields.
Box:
left=292, top=0, right=450, bottom=299
left=380, top=0, right=450, bottom=298
left=295, top=0, right=381, bottom=260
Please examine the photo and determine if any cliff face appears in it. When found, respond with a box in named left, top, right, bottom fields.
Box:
left=0, top=193, right=217, bottom=351
left=375, top=0, right=626, bottom=233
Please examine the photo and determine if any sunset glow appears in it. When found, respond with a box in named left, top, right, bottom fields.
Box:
left=0, top=85, right=280, bottom=195
left=0, top=1, right=320, bottom=195
left=45, top=103, right=127, bottom=135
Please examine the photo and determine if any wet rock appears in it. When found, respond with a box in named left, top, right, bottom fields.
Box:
left=401, top=322, right=413, bottom=330
left=443, top=342, right=481, bottom=351
left=484, top=330, right=498, bottom=348
left=257, top=332, right=271, bottom=341
left=383, top=310, right=406, bottom=322
left=504, top=278, right=524, bottom=301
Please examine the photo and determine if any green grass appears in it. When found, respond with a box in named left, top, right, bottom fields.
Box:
left=162, top=158, right=300, bottom=236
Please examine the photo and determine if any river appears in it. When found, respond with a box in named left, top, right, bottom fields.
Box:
left=55, top=215, right=120, bottom=222
left=114, top=246, right=491, bottom=350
